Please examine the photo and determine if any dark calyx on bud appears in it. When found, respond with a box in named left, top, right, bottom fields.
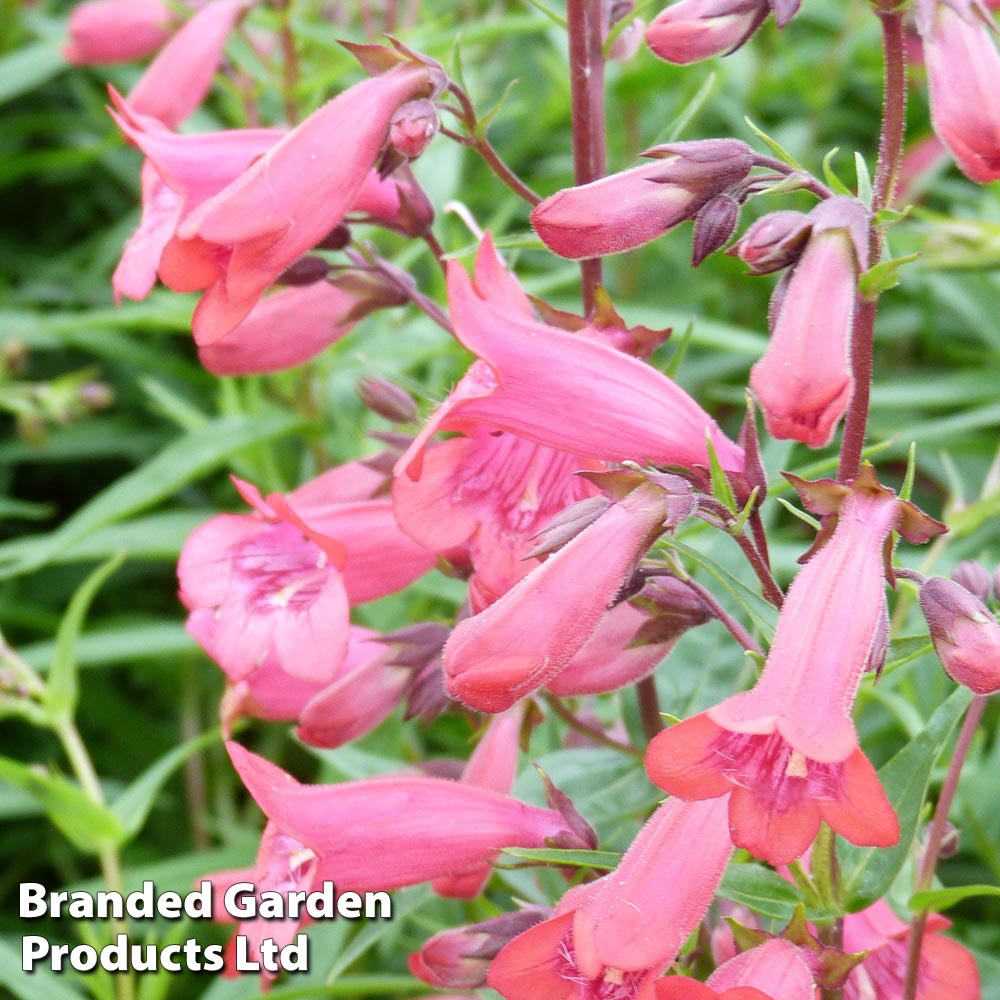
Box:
left=692, top=193, right=741, bottom=266
left=630, top=575, right=713, bottom=646
left=951, top=559, right=992, bottom=603
left=316, top=223, right=352, bottom=252
left=357, top=375, right=419, bottom=423
left=527, top=495, right=614, bottom=559
left=276, top=255, right=331, bottom=286
left=727, top=209, right=811, bottom=274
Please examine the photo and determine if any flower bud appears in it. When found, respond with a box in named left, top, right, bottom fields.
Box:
left=276, top=256, right=331, bottom=286
left=951, top=559, right=992, bottom=603
left=63, top=0, right=175, bottom=66
left=409, top=910, right=548, bottom=989
left=920, top=575, right=1000, bottom=693
left=357, top=376, right=419, bottom=423
left=645, top=0, right=770, bottom=64
left=389, top=99, right=440, bottom=160
left=316, top=223, right=352, bottom=251
left=692, top=192, right=741, bottom=265
left=526, top=495, right=614, bottom=558
left=728, top=209, right=811, bottom=274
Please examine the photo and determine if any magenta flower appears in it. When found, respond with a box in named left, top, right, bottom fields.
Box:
left=646, top=468, right=945, bottom=864
left=226, top=742, right=595, bottom=891
left=160, top=56, right=442, bottom=343
left=920, top=576, right=1000, bottom=694
left=126, top=0, right=250, bottom=127
left=488, top=797, right=733, bottom=999
left=397, top=234, right=745, bottom=482
left=917, top=0, right=1000, bottom=183
left=63, top=0, right=174, bottom=65
left=749, top=197, right=869, bottom=449
left=656, top=939, right=815, bottom=1000
left=530, top=141, right=753, bottom=259
left=645, top=0, right=771, bottom=65
left=842, top=899, right=980, bottom=999
left=443, top=479, right=685, bottom=713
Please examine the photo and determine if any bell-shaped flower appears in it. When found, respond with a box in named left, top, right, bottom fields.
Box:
left=397, top=234, right=745, bottom=485
left=488, top=797, right=733, bottom=1000
left=198, top=272, right=408, bottom=375
left=749, top=197, right=869, bottom=448
left=126, top=0, right=250, bottom=127
left=226, top=741, right=596, bottom=891
left=645, top=0, right=770, bottom=64
left=443, top=477, right=689, bottom=713
left=645, top=467, right=946, bottom=864
left=178, top=464, right=435, bottom=684
left=919, top=575, right=1000, bottom=694
left=842, top=899, right=979, bottom=999
left=917, top=0, right=1000, bottom=183
left=656, top=939, right=815, bottom=1000
left=530, top=141, right=754, bottom=259
left=63, top=0, right=175, bottom=65
left=432, top=704, right=527, bottom=898
left=161, top=55, right=442, bottom=343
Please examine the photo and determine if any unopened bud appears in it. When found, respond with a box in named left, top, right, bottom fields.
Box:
left=951, top=559, right=992, bottom=603
left=527, top=495, right=613, bottom=559
left=316, top=223, right=352, bottom=251
left=645, top=0, right=770, bottom=65
left=692, top=193, right=741, bottom=266
left=357, top=376, right=418, bottom=423
left=409, top=910, right=548, bottom=989
left=276, top=256, right=331, bottom=286
left=390, top=99, right=439, bottom=160
left=936, top=821, right=961, bottom=860
left=404, top=657, right=452, bottom=721
left=919, top=576, right=1000, bottom=694
left=536, top=766, right=598, bottom=850
left=607, top=16, right=645, bottom=61
left=727, top=209, right=811, bottom=274
left=380, top=622, right=450, bottom=668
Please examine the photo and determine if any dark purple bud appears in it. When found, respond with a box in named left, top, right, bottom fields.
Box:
left=727, top=209, right=811, bottom=274
left=632, top=577, right=713, bottom=645
left=692, top=193, right=741, bottom=266
left=276, top=255, right=332, bottom=286
left=380, top=621, right=450, bottom=668
left=316, top=223, right=352, bottom=251
left=357, top=375, right=419, bottom=423
left=404, top=657, right=453, bottom=721
left=951, top=559, right=992, bottom=602
left=536, top=766, right=598, bottom=850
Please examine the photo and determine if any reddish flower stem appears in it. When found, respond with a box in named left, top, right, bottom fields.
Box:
left=544, top=693, right=642, bottom=759
left=901, top=694, right=987, bottom=1000
left=838, top=5, right=907, bottom=482
left=684, top=577, right=763, bottom=656
left=566, top=0, right=607, bottom=314
left=276, top=0, right=300, bottom=125
left=636, top=676, right=663, bottom=742
left=749, top=155, right=836, bottom=201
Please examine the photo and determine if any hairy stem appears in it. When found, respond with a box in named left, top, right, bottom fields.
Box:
left=901, top=695, right=987, bottom=1000
left=566, top=0, right=607, bottom=313
left=749, top=155, right=836, bottom=200
left=636, top=676, right=662, bottom=742
left=544, top=694, right=642, bottom=759
left=684, top=577, right=763, bottom=656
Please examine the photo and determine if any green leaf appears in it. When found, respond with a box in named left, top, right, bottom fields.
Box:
left=719, top=863, right=802, bottom=921
left=517, top=0, right=566, bottom=30
left=855, top=152, right=873, bottom=207
left=858, top=253, right=921, bottom=301
left=838, top=687, right=973, bottom=911
left=0, top=756, right=123, bottom=853
left=910, top=883, right=1000, bottom=912
left=899, top=442, right=917, bottom=502
left=501, top=846, right=620, bottom=870
left=664, top=318, right=695, bottom=379
left=744, top=117, right=807, bottom=173
left=666, top=72, right=717, bottom=143
left=775, top=496, right=821, bottom=530
left=442, top=230, right=546, bottom=260
left=821, top=147, right=853, bottom=196
left=0, top=939, right=85, bottom=1000
left=0, top=412, right=306, bottom=579
left=706, top=433, right=737, bottom=514
left=0, top=39, right=66, bottom=105
left=46, top=553, right=125, bottom=721
left=110, top=729, right=221, bottom=843
left=475, top=78, right=521, bottom=139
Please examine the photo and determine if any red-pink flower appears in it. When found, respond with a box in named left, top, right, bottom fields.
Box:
left=443, top=479, right=686, bottom=713
left=645, top=469, right=945, bottom=864
left=656, top=939, right=815, bottom=1000
left=160, top=58, right=441, bottom=343
left=397, top=234, right=745, bottom=482
left=842, top=899, right=979, bottom=1000
left=530, top=141, right=753, bottom=259
left=63, top=0, right=175, bottom=65
left=645, top=0, right=770, bottom=64
left=917, top=0, right=1000, bottom=183
left=488, top=797, right=733, bottom=1000
left=749, top=197, right=869, bottom=449
left=126, top=0, right=250, bottom=127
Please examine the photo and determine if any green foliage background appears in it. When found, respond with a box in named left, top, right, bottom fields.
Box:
left=1, top=0, right=999, bottom=997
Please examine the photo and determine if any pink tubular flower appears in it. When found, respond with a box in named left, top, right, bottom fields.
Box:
left=530, top=141, right=754, bottom=258
left=645, top=0, right=770, bottom=64
left=159, top=57, right=442, bottom=344
left=442, top=479, right=684, bottom=713
left=843, top=899, right=979, bottom=999
left=226, top=742, right=595, bottom=891
left=645, top=467, right=946, bottom=865
left=63, top=0, right=175, bottom=65
left=126, top=0, right=250, bottom=127
left=919, top=576, right=1000, bottom=693
left=397, top=234, right=744, bottom=482
left=749, top=197, right=869, bottom=449
left=198, top=273, right=407, bottom=375
left=178, top=465, right=434, bottom=684
left=917, top=0, right=1000, bottom=183
left=488, top=797, right=733, bottom=1000
left=656, top=939, right=816, bottom=1000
